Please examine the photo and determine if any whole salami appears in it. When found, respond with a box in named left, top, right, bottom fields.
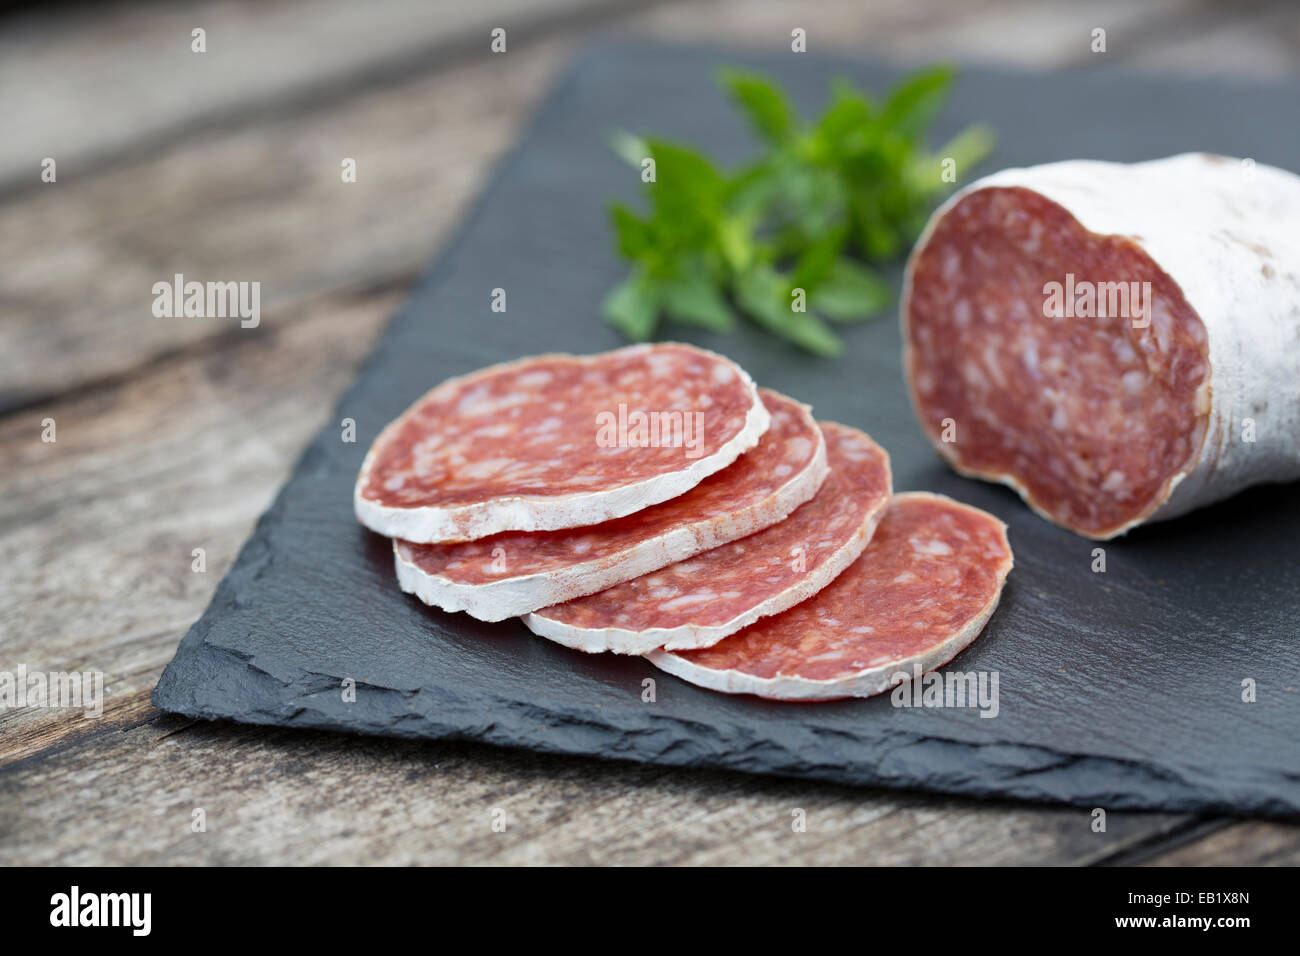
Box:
left=524, top=421, right=891, bottom=654
left=394, top=390, right=827, bottom=621
left=648, top=493, right=1012, bottom=701
left=356, top=343, right=769, bottom=543
left=903, top=153, right=1300, bottom=539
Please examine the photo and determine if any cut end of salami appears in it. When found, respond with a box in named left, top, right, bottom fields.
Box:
left=393, top=389, right=827, bottom=621
left=524, top=421, right=892, bottom=654
left=647, top=492, right=1012, bottom=702
left=904, top=184, right=1210, bottom=539
left=356, top=343, right=769, bottom=543
left=904, top=154, right=1300, bottom=539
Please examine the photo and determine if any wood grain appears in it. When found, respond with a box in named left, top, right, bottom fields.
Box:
left=0, top=0, right=648, bottom=190
left=1141, top=822, right=1300, bottom=866
left=0, top=285, right=403, bottom=763
left=0, top=715, right=1192, bottom=866
left=631, top=0, right=1247, bottom=71
left=0, top=37, right=568, bottom=412
left=3, top=0, right=1299, bottom=865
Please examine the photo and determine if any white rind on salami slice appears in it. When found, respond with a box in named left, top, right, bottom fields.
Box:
left=356, top=343, right=770, bottom=543
left=647, top=492, right=1012, bottom=701
left=393, top=390, right=827, bottom=621
left=903, top=153, right=1300, bottom=539
left=523, top=422, right=891, bottom=655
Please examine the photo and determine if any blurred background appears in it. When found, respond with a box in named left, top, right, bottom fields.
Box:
left=5, top=0, right=1300, bottom=409
left=4, top=0, right=1300, bottom=409
left=3, top=0, right=1300, bottom=865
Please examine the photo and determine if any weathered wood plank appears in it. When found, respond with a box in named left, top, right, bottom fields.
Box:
left=0, top=37, right=569, bottom=413
left=0, top=285, right=404, bottom=762
left=0, top=714, right=1194, bottom=866
left=1, top=689, right=159, bottom=767
left=0, top=0, right=646, bottom=191
left=1120, top=0, right=1300, bottom=78
left=631, top=0, right=1217, bottom=70
left=1141, top=821, right=1300, bottom=865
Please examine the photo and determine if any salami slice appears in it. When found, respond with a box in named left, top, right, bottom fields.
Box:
left=903, top=153, right=1300, bottom=539
left=394, top=390, right=827, bottom=621
left=356, top=343, right=769, bottom=543
left=647, top=492, right=1012, bottom=701
left=524, top=422, right=891, bottom=654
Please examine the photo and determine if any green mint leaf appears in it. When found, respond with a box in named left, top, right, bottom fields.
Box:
left=790, top=224, right=848, bottom=291
left=719, top=69, right=797, bottom=144
left=812, top=259, right=892, bottom=322
left=850, top=190, right=904, bottom=261
left=913, top=124, right=997, bottom=195
left=813, top=82, right=875, bottom=155
left=769, top=308, right=845, bottom=357
left=773, top=163, right=845, bottom=240
left=643, top=138, right=728, bottom=236
left=735, top=265, right=844, bottom=357
left=645, top=139, right=726, bottom=198
left=660, top=268, right=736, bottom=332
left=880, top=65, right=954, bottom=141
left=608, top=129, right=649, bottom=168
left=602, top=272, right=660, bottom=341
left=727, top=159, right=783, bottom=218
left=716, top=215, right=756, bottom=273
left=601, top=62, right=995, bottom=359
left=609, top=202, right=653, bottom=261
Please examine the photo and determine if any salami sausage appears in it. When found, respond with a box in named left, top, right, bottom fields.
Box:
left=394, top=390, right=826, bottom=621
left=903, top=153, right=1300, bottom=539
left=356, top=343, right=769, bottom=543
left=647, top=493, right=1012, bottom=701
left=525, top=422, right=891, bottom=654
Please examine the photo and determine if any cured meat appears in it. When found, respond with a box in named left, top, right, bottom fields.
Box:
left=648, top=492, right=1012, bottom=701
left=903, top=153, right=1300, bottom=539
left=394, top=390, right=827, bottom=621
left=356, top=343, right=769, bottom=543
left=525, top=422, right=891, bottom=654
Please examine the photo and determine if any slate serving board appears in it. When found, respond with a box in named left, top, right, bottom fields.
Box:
left=153, top=40, right=1300, bottom=818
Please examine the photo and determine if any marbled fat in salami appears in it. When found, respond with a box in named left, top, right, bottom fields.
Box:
left=525, top=422, right=891, bottom=654
left=394, top=390, right=827, bottom=621
left=904, top=154, right=1300, bottom=539
left=356, top=343, right=769, bottom=543
left=648, top=493, right=1012, bottom=701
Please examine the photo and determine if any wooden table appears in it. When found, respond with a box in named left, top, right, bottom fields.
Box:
left=3, top=0, right=1298, bottom=866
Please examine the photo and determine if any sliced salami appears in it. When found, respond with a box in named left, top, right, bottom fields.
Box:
left=903, top=153, right=1300, bottom=539
left=394, top=389, right=827, bottom=621
left=356, top=343, right=769, bottom=543
left=524, top=422, right=891, bottom=654
left=647, top=492, right=1012, bottom=701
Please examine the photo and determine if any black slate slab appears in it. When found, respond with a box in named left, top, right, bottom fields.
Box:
left=153, top=40, right=1300, bottom=818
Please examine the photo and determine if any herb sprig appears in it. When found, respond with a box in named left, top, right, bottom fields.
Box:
left=603, top=66, right=993, bottom=356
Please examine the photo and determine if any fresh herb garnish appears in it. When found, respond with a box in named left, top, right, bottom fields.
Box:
left=602, top=65, right=994, bottom=356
